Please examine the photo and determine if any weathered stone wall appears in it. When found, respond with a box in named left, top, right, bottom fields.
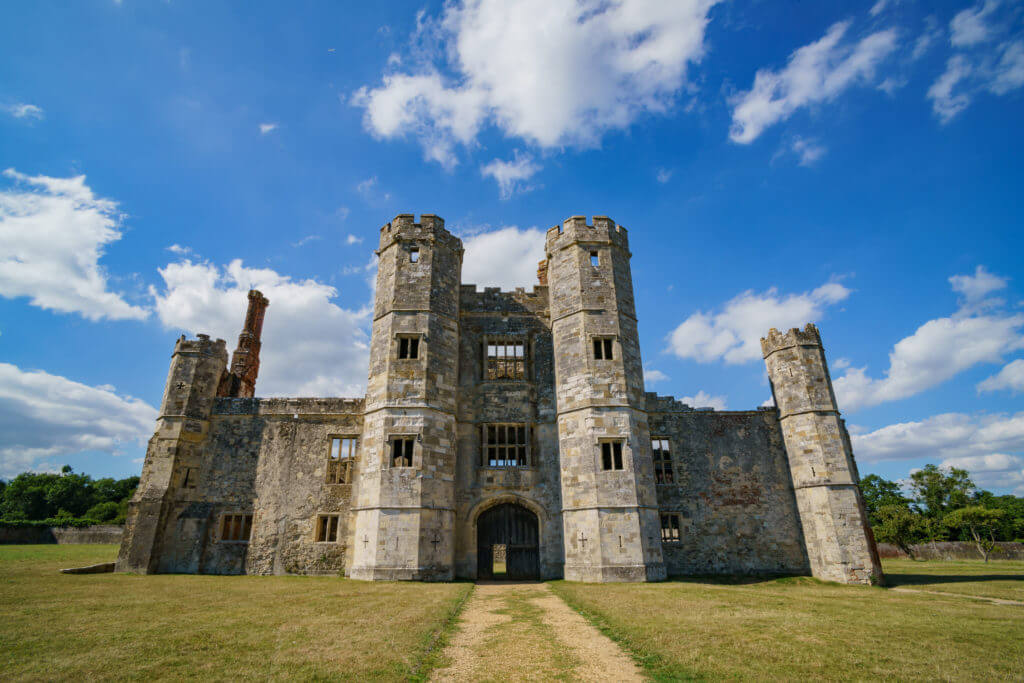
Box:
left=455, top=285, right=563, bottom=579
left=0, top=525, right=124, bottom=544
left=877, top=542, right=1024, bottom=560
left=647, top=395, right=810, bottom=576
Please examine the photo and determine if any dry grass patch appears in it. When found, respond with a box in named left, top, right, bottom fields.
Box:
left=0, top=545, right=470, bottom=682
left=551, top=565, right=1024, bottom=681
left=883, top=558, right=1024, bottom=602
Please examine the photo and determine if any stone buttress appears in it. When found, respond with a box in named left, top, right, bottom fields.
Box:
left=546, top=216, right=665, bottom=582
left=348, top=214, right=463, bottom=580
left=761, top=324, right=883, bottom=585
left=116, top=334, right=229, bottom=573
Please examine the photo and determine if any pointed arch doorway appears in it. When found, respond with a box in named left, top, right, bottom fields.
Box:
left=476, top=502, right=539, bottom=580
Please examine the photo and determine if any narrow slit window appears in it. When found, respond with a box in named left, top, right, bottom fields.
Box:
left=660, top=513, right=682, bottom=543
left=593, top=337, right=614, bottom=360
left=391, top=437, right=415, bottom=468
left=485, top=340, right=526, bottom=380
left=397, top=336, right=420, bottom=359
left=590, top=251, right=599, bottom=267
left=481, top=423, right=529, bottom=467
left=326, top=437, right=357, bottom=484
left=652, top=439, right=673, bottom=484
left=316, top=514, right=340, bottom=542
left=410, top=247, right=420, bottom=263
left=601, top=441, right=624, bottom=471
left=220, top=513, right=253, bottom=543
left=181, top=467, right=197, bottom=489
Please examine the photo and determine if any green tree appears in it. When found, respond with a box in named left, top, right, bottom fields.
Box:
left=84, top=501, right=122, bottom=523
left=872, top=504, right=926, bottom=559
left=944, top=506, right=1007, bottom=562
left=973, top=491, right=1024, bottom=541
left=860, top=474, right=910, bottom=526
left=909, top=465, right=976, bottom=528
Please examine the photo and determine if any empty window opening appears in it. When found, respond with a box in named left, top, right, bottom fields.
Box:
left=391, top=437, right=415, bottom=468
left=181, top=467, right=198, bottom=489
left=397, top=336, right=420, bottom=359
left=221, top=514, right=253, bottom=543
left=316, top=514, right=340, bottom=543
left=492, top=544, right=507, bottom=578
left=593, top=337, right=614, bottom=360
left=486, top=340, right=526, bottom=380
left=327, top=437, right=357, bottom=484
left=652, top=439, right=673, bottom=484
left=590, top=251, right=599, bottom=267
left=660, top=513, right=682, bottom=543
left=601, top=441, right=624, bottom=471
left=482, top=423, right=529, bottom=467
left=410, top=247, right=420, bottom=263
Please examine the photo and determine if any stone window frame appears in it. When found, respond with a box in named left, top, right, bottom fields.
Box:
left=660, top=513, right=683, bottom=544
left=480, top=423, right=533, bottom=468
left=219, top=513, right=254, bottom=544
left=326, top=435, right=358, bottom=485
left=651, top=437, right=674, bottom=484
left=598, top=438, right=626, bottom=471
left=591, top=335, right=616, bottom=361
left=180, top=466, right=198, bottom=489
left=395, top=334, right=422, bottom=360
left=387, top=434, right=419, bottom=469
left=482, top=337, right=528, bottom=381
left=315, top=513, right=341, bottom=543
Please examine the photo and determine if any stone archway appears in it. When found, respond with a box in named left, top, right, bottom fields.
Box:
left=476, top=502, right=540, bottom=580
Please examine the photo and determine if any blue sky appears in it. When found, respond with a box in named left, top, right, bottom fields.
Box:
left=1, top=0, right=1023, bottom=494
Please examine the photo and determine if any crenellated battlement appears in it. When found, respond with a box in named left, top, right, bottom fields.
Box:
left=378, top=213, right=463, bottom=254
left=173, top=334, right=228, bottom=360
left=544, top=215, right=630, bottom=254
left=760, top=323, right=822, bottom=358
left=459, top=284, right=549, bottom=315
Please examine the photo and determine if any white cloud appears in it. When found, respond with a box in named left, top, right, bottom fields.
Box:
left=989, top=39, right=1024, bottom=94
left=978, top=358, right=1024, bottom=394
left=461, top=226, right=547, bottom=291
left=356, top=176, right=392, bottom=204
left=166, top=244, right=194, bottom=256
left=480, top=152, right=541, bottom=199
left=656, top=168, right=673, bottom=184
left=950, top=0, right=1000, bottom=47
left=0, top=363, right=157, bottom=478
left=729, top=21, right=898, bottom=143
left=346, top=234, right=364, bottom=245
left=851, top=411, right=1024, bottom=494
left=643, top=367, right=669, bottom=384
left=869, top=0, right=890, bottom=17
left=927, top=55, right=974, bottom=123
left=259, top=123, right=278, bottom=135
left=666, top=281, right=851, bottom=364
left=292, top=235, right=321, bottom=248
left=151, top=259, right=371, bottom=397
left=912, top=17, right=942, bottom=60
left=353, top=0, right=718, bottom=166
left=791, top=137, right=827, bottom=166
left=679, top=390, right=728, bottom=411
left=3, top=103, right=44, bottom=120
left=0, top=168, right=149, bottom=321
left=833, top=267, right=1023, bottom=412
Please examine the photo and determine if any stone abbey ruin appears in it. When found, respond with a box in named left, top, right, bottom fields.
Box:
left=117, top=214, right=883, bottom=584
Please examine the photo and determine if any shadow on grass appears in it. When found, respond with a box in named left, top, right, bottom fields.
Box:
left=883, top=573, right=1024, bottom=588
left=663, top=573, right=818, bottom=586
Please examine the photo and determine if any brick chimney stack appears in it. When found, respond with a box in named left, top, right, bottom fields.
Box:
left=537, top=259, right=548, bottom=286
left=221, top=290, right=269, bottom=398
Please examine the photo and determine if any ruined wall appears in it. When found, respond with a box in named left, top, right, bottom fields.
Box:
left=455, top=285, right=564, bottom=579
left=647, top=395, right=810, bottom=576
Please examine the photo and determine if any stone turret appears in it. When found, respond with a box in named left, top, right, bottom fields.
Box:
left=761, top=324, right=883, bottom=585
left=348, top=214, right=464, bottom=580
left=546, top=216, right=665, bottom=582
left=117, top=334, right=229, bottom=573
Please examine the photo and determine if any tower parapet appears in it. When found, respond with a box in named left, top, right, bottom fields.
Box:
left=762, top=323, right=883, bottom=585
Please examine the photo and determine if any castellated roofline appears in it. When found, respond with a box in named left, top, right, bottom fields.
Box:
left=760, top=323, right=822, bottom=358
left=544, top=215, right=630, bottom=253
left=173, top=333, right=228, bottom=359
left=377, top=212, right=463, bottom=254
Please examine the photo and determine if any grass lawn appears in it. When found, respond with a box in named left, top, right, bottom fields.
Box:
left=551, top=560, right=1024, bottom=682
left=882, top=558, right=1024, bottom=602
left=0, top=545, right=471, bottom=682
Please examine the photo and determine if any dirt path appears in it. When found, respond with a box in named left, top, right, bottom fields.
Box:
left=430, top=582, right=645, bottom=682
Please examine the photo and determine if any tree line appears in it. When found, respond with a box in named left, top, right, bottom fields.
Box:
left=861, top=464, right=1024, bottom=561
left=0, top=466, right=139, bottom=527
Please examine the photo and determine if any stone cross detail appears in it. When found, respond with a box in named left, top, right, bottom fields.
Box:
left=578, top=532, right=588, bottom=550
left=431, top=533, right=441, bottom=552
left=175, top=382, right=186, bottom=390
left=362, top=535, right=369, bottom=549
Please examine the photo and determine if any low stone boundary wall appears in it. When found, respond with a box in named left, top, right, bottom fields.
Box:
left=878, top=541, right=1024, bottom=560
left=0, top=525, right=124, bottom=545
